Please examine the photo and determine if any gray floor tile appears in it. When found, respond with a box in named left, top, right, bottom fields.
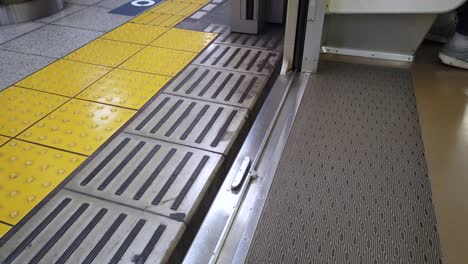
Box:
left=0, top=24, right=102, bottom=58
left=53, top=6, right=131, bottom=32
left=0, top=50, right=54, bottom=91
left=97, top=0, right=131, bottom=10
left=66, top=0, right=103, bottom=5
left=0, top=22, right=44, bottom=45
left=36, top=3, right=88, bottom=23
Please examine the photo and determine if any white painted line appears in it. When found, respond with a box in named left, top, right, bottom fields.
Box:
left=190, top=11, right=207, bottom=19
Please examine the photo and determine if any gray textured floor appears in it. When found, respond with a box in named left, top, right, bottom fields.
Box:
left=246, top=62, right=443, bottom=264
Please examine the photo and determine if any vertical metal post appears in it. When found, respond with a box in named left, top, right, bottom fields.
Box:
left=301, top=0, right=327, bottom=73
left=280, top=0, right=300, bottom=75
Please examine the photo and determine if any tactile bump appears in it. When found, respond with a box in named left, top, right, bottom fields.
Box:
left=119, top=46, right=197, bottom=76
left=78, top=69, right=170, bottom=109
left=16, top=60, right=111, bottom=97
left=65, top=39, right=144, bottom=67
left=18, top=99, right=136, bottom=155
left=0, top=140, right=85, bottom=225
left=151, top=28, right=217, bottom=53
left=0, top=87, right=68, bottom=137
left=102, top=23, right=168, bottom=45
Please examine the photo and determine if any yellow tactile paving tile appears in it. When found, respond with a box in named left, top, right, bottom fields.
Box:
left=18, top=99, right=136, bottom=155
left=178, top=3, right=204, bottom=16
left=168, top=0, right=209, bottom=4
left=119, top=46, right=197, bottom=76
left=102, top=23, right=168, bottom=45
left=17, top=60, right=111, bottom=97
left=0, top=140, right=85, bottom=225
left=151, top=28, right=217, bottom=52
left=65, top=39, right=144, bottom=67
left=0, top=135, right=10, bottom=146
left=0, top=87, right=68, bottom=137
left=151, top=1, right=191, bottom=14
left=78, top=69, right=170, bottom=109
left=131, top=12, right=183, bottom=28
left=0, top=223, right=12, bottom=237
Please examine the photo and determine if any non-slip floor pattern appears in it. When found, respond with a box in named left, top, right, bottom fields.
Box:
left=246, top=62, right=443, bottom=264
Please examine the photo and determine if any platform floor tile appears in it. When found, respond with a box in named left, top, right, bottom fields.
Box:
left=18, top=99, right=136, bottom=155
left=67, top=133, right=223, bottom=222
left=131, top=12, right=185, bottom=27
left=151, top=28, right=217, bottom=52
left=65, top=39, right=144, bottom=67
left=0, top=190, right=184, bottom=264
left=163, top=65, right=268, bottom=109
left=0, top=87, right=68, bottom=137
left=0, top=136, right=10, bottom=146
left=0, top=140, right=85, bottom=225
left=101, top=23, right=168, bottom=45
left=119, top=46, right=197, bottom=76
left=77, top=69, right=170, bottom=109
left=125, top=94, right=247, bottom=155
left=0, top=224, right=11, bottom=238
left=16, top=60, right=111, bottom=97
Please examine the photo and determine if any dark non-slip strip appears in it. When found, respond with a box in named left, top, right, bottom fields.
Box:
left=196, top=107, right=223, bottom=144
left=223, top=48, right=241, bottom=67
left=180, top=105, right=209, bottom=140
left=29, top=203, right=90, bottom=264
left=173, top=67, right=199, bottom=92
left=172, top=155, right=210, bottom=210
left=150, top=99, right=183, bottom=134
left=231, top=33, right=242, bottom=44
left=211, top=73, right=233, bottom=99
left=211, top=110, right=237, bottom=147
left=108, top=219, right=146, bottom=264
left=3, top=198, right=72, bottom=264
left=225, top=75, right=245, bottom=101
left=212, top=46, right=230, bottom=66
left=134, top=225, right=167, bottom=264
left=198, top=71, right=221, bottom=97
left=152, top=152, right=193, bottom=205
left=185, top=69, right=210, bottom=94
left=55, top=209, right=108, bottom=264
left=234, top=49, right=251, bottom=69
left=98, top=141, right=146, bottom=191
left=242, top=35, right=252, bottom=45
left=115, top=145, right=161, bottom=195
left=135, top=97, right=170, bottom=131
left=134, top=148, right=177, bottom=200
left=165, top=102, right=196, bottom=137
left=200, top=45, right=220, bottom=64
left=238, top=76, right=258, bottom=104
left=82, top=214, right=127, bottom=264
left=251, top=35, right=262, bottom=46
left=246, top=51, right=261, bottom=71
left=257, top=52, right=276, bottom=73
left=271, top=35, right=282, bottom=49
left=261, top=33, right=274, bottom=48
left=80, top=138, right=131, bottom=186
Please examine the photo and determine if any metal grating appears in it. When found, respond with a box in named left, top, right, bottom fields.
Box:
left=193, top=44, right=280, bottom=76
left=246, top=62, right=443, bottom=263
left=163, top=65, right=268, bottom=109
left=204, top=24, right=284, bottom=51
left=66, top=134, right=224, bottom=222
left=125, top=94, right=247, bottom=155
left=0, top=190, right=184, bottom=264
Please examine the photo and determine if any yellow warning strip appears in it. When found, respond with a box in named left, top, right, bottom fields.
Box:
left=0, top=0, right=215, bottom=237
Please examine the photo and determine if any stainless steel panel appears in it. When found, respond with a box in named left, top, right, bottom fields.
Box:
left=125, top=94, right=248, bottom=155
left=0, top=190, right=184, bottom=264
left=66, top=134, right=224, bottom=223
left=193, top=43, right=280, bottom=76
left=163, top=65, right=268, bottom=109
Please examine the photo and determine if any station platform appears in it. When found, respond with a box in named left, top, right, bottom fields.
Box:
left=1, top=0, right=468, bottom=264
left=0, top=0, right=282, bottom=262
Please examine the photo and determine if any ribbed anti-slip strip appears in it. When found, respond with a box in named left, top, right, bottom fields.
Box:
left=246, top=62, right=443, bottom=264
